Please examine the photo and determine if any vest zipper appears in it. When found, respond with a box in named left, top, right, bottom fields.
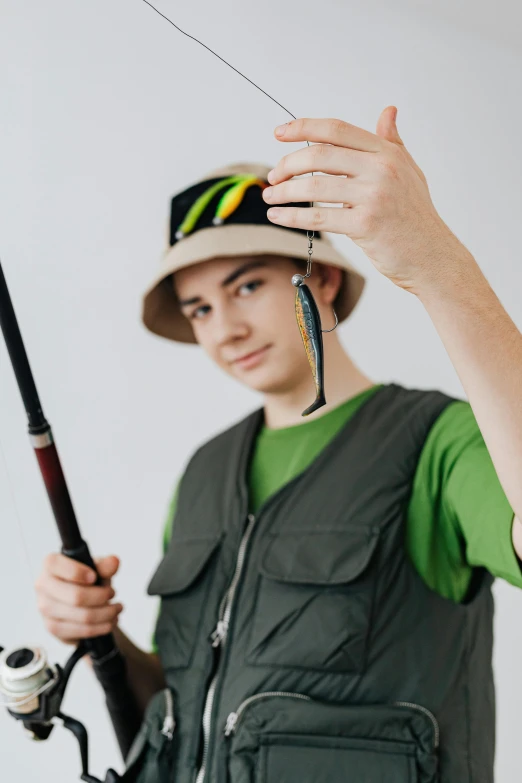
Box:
left=224, top=691, right=440, bottom=750
left=194, top=512, right=257, bottom=783
left=224, top=691, right=312, bottom=736
left=161, top=688, right=175, bottom=740
left=392, top=700, right=440, bottom=748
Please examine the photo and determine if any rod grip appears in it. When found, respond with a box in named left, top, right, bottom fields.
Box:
left=61, top=539, right=143, bottom=757
left=61, top=540, right=117, bottom=660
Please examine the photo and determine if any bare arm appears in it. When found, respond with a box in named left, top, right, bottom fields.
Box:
left=417, top=255, right=522, bottom=560
left=108, top=627, right=165, bottom=714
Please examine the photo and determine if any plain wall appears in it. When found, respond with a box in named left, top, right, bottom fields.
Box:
left=1, top=1, right=521, bottom=780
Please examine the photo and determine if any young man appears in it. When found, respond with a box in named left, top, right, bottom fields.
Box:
left=36, top=112, right=522, bottom=782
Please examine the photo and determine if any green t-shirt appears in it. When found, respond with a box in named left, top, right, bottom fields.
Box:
left=153, top=384, right=522, bottom=651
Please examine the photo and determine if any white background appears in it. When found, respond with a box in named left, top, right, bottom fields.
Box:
left=1, top=1, right=521, bottom=780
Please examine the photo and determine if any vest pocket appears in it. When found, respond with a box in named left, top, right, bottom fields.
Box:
left=122, top=688, right=176, bottom=783
left=218, top=692, right=439, bottom=783
left=246, top=528, right=379, bottom=673
left=148, top=534, right=222, bottom=668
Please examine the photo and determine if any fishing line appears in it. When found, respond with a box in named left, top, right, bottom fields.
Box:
left=139, top=1, right=316, bottom=198
left=141, top=0, right=301, bottom=123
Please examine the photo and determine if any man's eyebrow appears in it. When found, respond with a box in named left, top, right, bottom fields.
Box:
left=178, top=260, right=269, bottom=308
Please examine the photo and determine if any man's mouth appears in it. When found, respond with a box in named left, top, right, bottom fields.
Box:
left=231, top=344, right=272, bottom=367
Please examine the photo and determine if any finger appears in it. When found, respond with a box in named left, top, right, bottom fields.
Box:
left=267, top=205, right=360, bottom=237
left=93, top=555, right=120, bottom=580
left=43, top=552, right=97, bottom=585
left=263, top=174, right=362, bottom=209
left=44, top=618, right=117, bottom=642
left=38, top=594, right=123, bottom=625
left=37, top=572, right=115, bottom=608
left=274, top=118, right=383, bottom=154
left=268, top=145, right=367, bottom=186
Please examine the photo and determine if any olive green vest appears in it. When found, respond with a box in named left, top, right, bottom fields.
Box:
left=124, top=383, right=496, bottom=783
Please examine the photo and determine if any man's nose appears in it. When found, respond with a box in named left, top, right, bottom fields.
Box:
left=213, top=306, right=250, bottom=344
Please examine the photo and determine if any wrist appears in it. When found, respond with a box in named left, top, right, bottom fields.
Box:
left=414, top=244, right=481, bottom=306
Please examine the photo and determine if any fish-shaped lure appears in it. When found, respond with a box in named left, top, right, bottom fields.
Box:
left=292, top=269, right=338, bottom=417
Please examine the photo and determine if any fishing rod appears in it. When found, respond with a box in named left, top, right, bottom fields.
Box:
left=0, top=259, right=141, bottom=781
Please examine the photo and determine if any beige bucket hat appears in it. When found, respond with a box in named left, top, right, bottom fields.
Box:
left=141, top=161, right=366, bottom=344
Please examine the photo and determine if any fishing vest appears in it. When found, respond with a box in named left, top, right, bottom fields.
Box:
left=123, top=382, right=496, bottom=783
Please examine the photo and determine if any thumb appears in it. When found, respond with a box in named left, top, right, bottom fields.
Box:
left=376, top=105, right=404, bottom=146
left=375, top=106, right=428, bottom=186
left=94, top=555, right=120, bottom=581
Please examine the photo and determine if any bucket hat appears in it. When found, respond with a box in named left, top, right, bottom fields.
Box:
left=142, top=161, right=366, bottom=343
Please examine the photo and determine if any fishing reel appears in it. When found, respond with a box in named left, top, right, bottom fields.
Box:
left=0, top=643, right=121, bottom=783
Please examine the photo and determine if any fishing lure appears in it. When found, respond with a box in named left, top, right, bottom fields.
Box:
left=292, top=234, right=339, bottom=415
left=175, top=174, right=268, bottom=240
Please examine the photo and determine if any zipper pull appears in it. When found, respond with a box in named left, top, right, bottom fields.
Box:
left=210, top=619, right=228, bottom=648
left=224, top=712, right=238, bottom=737
left=161, top=715, right=175, bottom=740
left=161, top=689, right=175, bottom=740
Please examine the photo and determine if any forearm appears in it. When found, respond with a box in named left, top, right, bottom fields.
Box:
left=114, top=627, right=166, bottom=712
left=417, top=249, right=522, bottom=520
left=86, top=626, right=166, bottom=716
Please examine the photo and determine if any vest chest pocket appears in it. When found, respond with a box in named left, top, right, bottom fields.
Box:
left=245, top=528, right=380, bottom=673
left=148, top=534, right=222, bottom=669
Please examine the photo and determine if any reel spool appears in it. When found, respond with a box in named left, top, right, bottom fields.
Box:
left=0, top=644, right=121, bottom=781
left=0, top=646, right=58, bottom=716
left=0, top=645, right=59, bottom=740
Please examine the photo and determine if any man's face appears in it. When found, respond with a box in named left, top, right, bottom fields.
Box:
left=173, top=254, right=339, bottom=395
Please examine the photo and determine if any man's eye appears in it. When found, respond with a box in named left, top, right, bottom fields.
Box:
left=190, top=305, right=211, bottom=320
left=238, top=280, right=263, bottom=296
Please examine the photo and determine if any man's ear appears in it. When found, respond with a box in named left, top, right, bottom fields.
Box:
left=316, top=264, right=343, bottom=306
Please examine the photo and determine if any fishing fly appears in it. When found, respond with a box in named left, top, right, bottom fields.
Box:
left=141, top=1, right=339, bottom=415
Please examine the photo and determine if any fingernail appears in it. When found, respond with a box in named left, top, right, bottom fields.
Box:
left=275, top=124, right=287, bottom=136
left=267, top=169, right=275, bottom=183
left=263, top=186, right=273, bottom=199
left=267, top=208, right=281, bottom=219
left=87, top=572, right=96, bottom=583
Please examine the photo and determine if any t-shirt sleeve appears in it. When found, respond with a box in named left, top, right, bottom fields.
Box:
left=162, top=481, right=180, bottom=554
left=440, top=401, right=522, bottom=588
left=151, top=478, right=181, bottom=654
left=422, top=399, right=522, bottom=593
